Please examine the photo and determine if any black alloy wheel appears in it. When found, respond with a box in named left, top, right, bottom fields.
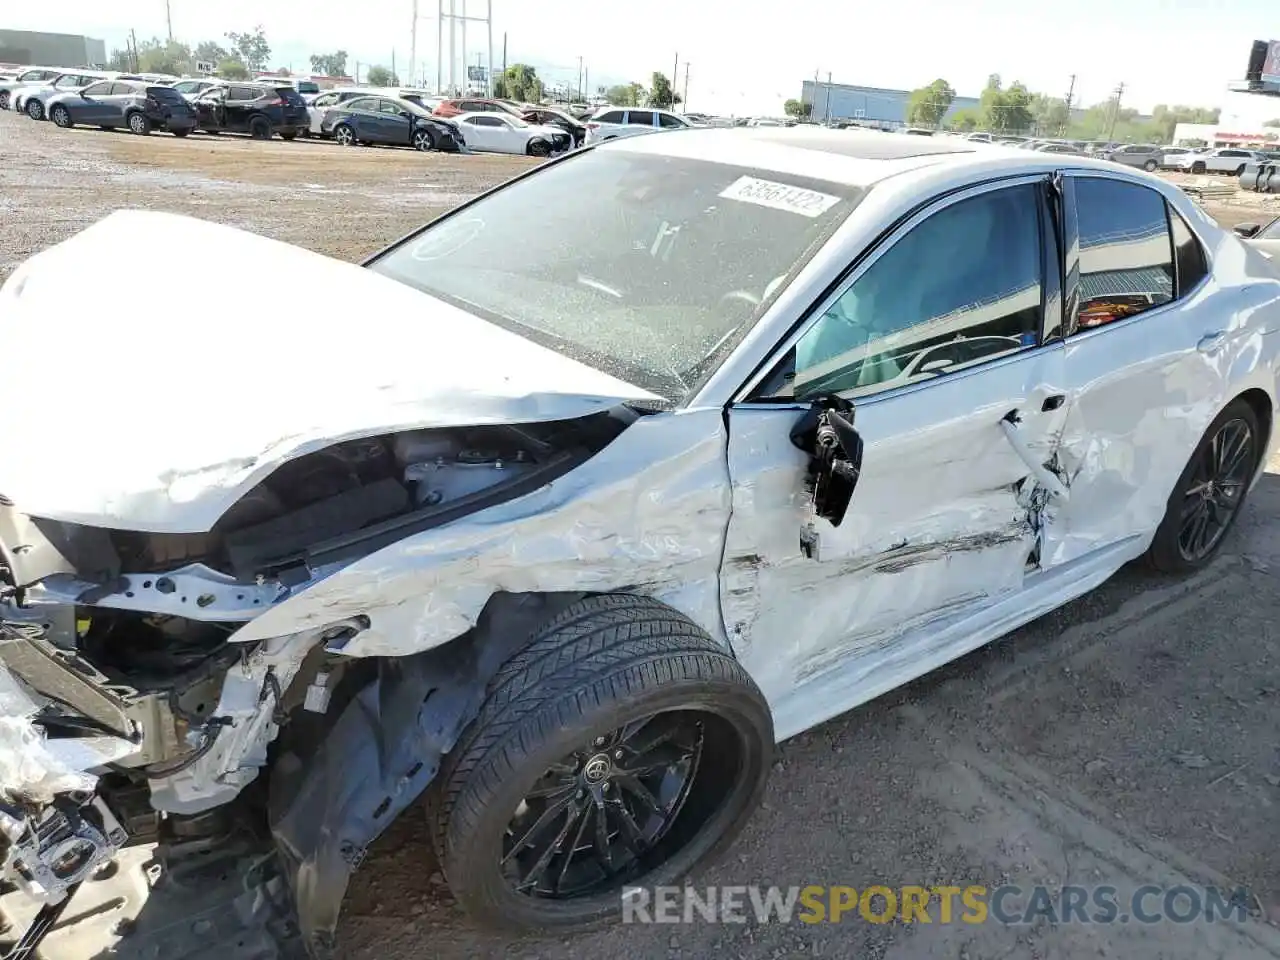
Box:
left=433, top=594, right=774, bottom=932
left=1148, top=398, right=1261, bottom=572
left=1177, top=416, right=1255, bottom=562
left=502, top=712, right=708, bottom=898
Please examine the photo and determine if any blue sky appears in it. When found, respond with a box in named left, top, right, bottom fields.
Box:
left=8, top=0, right=1280, bottom=121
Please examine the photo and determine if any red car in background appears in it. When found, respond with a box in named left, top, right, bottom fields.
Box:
left=432, top=97, right=525, bottom=118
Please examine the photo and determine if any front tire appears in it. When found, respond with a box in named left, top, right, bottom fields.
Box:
left=332, top=123, right=355, bottom=146
left=1143, top=159, right=1157, bottom=172
left=433, top=594, right=773, bottom=933
left=0, top=91, right=10, bottom=110
left=412, top=129, right=434, bottom=151
left=1146, top=398, right=1261, bottom=573
left=50, top=105, right=73, bottom=128
left=527, top=138, right=552, bottom=157
left=127, top=112, right=151, bottom=135
left=171, top=128, right=191, bottom=138
left=25, top=99, right=44, bottom=120
left=1191, top=161, right=1206, bottom=174
left=279, top=130, right=297, bottom=141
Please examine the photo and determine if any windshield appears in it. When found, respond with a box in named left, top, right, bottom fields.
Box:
left=297, top=81, right=320, bottom=94
left=369, top=148, right=860, bottom=400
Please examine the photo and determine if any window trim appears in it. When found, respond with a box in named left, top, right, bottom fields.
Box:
left=1064, top=171, right=1209, bottom=342
left=737, top=173, right=1053, bottom=404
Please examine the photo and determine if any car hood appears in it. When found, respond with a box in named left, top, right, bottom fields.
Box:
left=0, top=210, right=661, bottom=534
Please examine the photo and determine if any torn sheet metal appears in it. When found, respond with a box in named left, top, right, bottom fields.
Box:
left=0, top=664, right=136, bottom=802
left=148, top=409, right=733, bottom=813
left=721, top=341, right=1068, bottom=715
left=0, top=211, right=660, bottom=534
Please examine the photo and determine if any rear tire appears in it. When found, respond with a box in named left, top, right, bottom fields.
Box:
left=249, top=116, right=272, bottom=140
left=433, top=594, right=774, bottom=933
left=127, top=112, right=151, bottom=135
left=25, top=99, right=44, bottom=120
left=171, top=128, right=191, bottom=138
left=0, top=91, right=10, bottom=110
left=50, top=105, right=73, bottom=128
left=527, top=138, right=552, bottom=157
left=1143, top=159, right=1157, bottom=172
left=1146, top=398, right=1261, bottom=573
left=279, top=130, right=297, bottom=141
left=1191, top=161, right=1206, bottom=174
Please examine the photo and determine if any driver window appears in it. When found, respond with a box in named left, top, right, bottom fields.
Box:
left=783, top=184, right=1044, bottom=401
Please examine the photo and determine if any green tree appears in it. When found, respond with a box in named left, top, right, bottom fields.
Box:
left=492, top=64, right=542, bottom=102
left=605, top=82, right=643, bottom=106
left=905, top=78, right=955, bottom=128
left=1030, top=94, right=1070, bottom=135
left=947, top=107, right=981, bottom=132
left=980, top=76, right=1033, bottom=133
left=215, top=58, right=251, bottom=80
left=225, top=27, right=270, bottom=72
left=1267, top=118, right=1280, bottom=128
left=366, top=65, right=400, bottom=86
left=784, top=98, right=812, bottom=118
left=647, top=71, right=681, bottom=108
left=309, top=51, right=348, bottom=77
left=1149, top=104, right=1222, bottom=142
left=134, top=38, right=192, bottom=76
left=194, top=40, right=228, bottom=66
left=107, top=47, right=134, bottom=72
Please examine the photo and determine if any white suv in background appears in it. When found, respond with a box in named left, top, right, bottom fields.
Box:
left=1168, top=147, right=1263, bottom=175
left=584, top=106, right=692, bottom=144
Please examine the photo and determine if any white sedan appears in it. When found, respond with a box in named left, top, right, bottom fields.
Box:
left=2, top=130, right=1279, bottom=956
left=451, top=110, right=572, bottom=155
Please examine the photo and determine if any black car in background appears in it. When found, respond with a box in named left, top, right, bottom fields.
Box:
left=193, top=82, right=309, bottom=139
left=45, top=80, right=197, bottom=136
left=320, top=95, right=466, bottom=151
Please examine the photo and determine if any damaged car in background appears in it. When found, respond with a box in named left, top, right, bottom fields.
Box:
left=3, top=128, right=1280, bottom=959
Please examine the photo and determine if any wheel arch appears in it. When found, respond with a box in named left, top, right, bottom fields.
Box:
left=266, top=589, right=621, bottom=951
left=1235, top=386, right=1274, bottom=480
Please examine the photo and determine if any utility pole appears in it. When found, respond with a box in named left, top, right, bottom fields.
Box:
left=461, top=0, right=468, bottom=90
left=577, top=55, right=583, bottom=102
left=826, top=71, right=832, bottom=125
left=1061, top=73, right=1076, bottom=136
left=165, top=0, right=173, bottom=43
left=584, top=66, right=589, bottom=102
left=1106, top=81, right=1125, bottom=139
left=683, top=62, right=689, bottom=110
left=486, top=4, right=493, bottom=96
left=447, top=0, right=456, bottom=95
left=130, top=29, right=138, bottom=72
left=392, top=49, right=397, bottom=81
left=673, top=51, right=679, bottom=100
left=410, top=0, right=418, bottom=88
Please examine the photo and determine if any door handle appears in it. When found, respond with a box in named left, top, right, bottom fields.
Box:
left=1041, top=394, right=1066, bottom=412
left=1197, top=331, right=1227, bottom=355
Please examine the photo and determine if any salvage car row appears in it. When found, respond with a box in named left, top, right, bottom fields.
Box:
left=0, top=67, right=577, bottom=155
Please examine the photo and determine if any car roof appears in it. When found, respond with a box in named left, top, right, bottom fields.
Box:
left=601, top=126, right=1134, bottom=188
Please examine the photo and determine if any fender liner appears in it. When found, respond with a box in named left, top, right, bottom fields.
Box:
left=267, top=592, right=583, bottom=957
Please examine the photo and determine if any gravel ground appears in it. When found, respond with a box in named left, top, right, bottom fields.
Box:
left=3, top=110, right=1280, bottom=960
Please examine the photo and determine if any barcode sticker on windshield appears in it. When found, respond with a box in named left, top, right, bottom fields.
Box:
left=719, top=176, right=841, bottom=218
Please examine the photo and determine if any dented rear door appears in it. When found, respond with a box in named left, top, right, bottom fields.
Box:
left=721, top=176, right=1071, bottom=714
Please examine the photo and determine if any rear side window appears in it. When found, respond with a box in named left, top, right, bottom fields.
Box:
left=626, top=110, right=655, bottom=126
left=1072, top=178, right=1174, bottom=333
left=596, top=110, right=624, bottom=123
left=82, top=81, right=113, bottom=96
left=658, top=112, right=684, bottom=129
left=109, top=82, right=140, bottom=95
left=1169, top=207, right=1209, bottom=294
left=229, top=85, right=260, bottom=100
left=275, top=86, right=306, bottom=104
left=147, top=86, right=184, bottom=102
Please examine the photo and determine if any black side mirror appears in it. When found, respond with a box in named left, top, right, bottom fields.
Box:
left=790, top=395, right=864, bottom=555
left=1234, top=222, right=1261, bottom=239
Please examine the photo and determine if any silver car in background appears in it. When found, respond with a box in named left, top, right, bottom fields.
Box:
left=1101, top=143, right=1164, bottom=172
left=14, top=70, right=111, bottom=120
left=0, top=66, right=62, bottom=110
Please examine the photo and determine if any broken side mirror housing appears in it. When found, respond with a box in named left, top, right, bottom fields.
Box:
left=790, top=395, right=864, bottom=535
left=1234, top=222, right=1261, bottom=239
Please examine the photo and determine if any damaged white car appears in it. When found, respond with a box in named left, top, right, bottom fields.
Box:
left=3, top=128, right=1280, bottom=958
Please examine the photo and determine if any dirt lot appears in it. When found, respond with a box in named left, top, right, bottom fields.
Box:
left=3, top=111, right=1280, bottom=960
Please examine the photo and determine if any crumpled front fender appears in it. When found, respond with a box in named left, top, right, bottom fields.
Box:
left=267, top=593, right=577, bottom=956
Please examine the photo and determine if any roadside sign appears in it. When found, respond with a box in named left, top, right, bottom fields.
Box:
left=195, top=60, right=215, bottom=75
left=1264, top=40, right=1280, bottom=83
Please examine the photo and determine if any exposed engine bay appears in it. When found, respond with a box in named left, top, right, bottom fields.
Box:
left=0, top=414, right=629, bottom=958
